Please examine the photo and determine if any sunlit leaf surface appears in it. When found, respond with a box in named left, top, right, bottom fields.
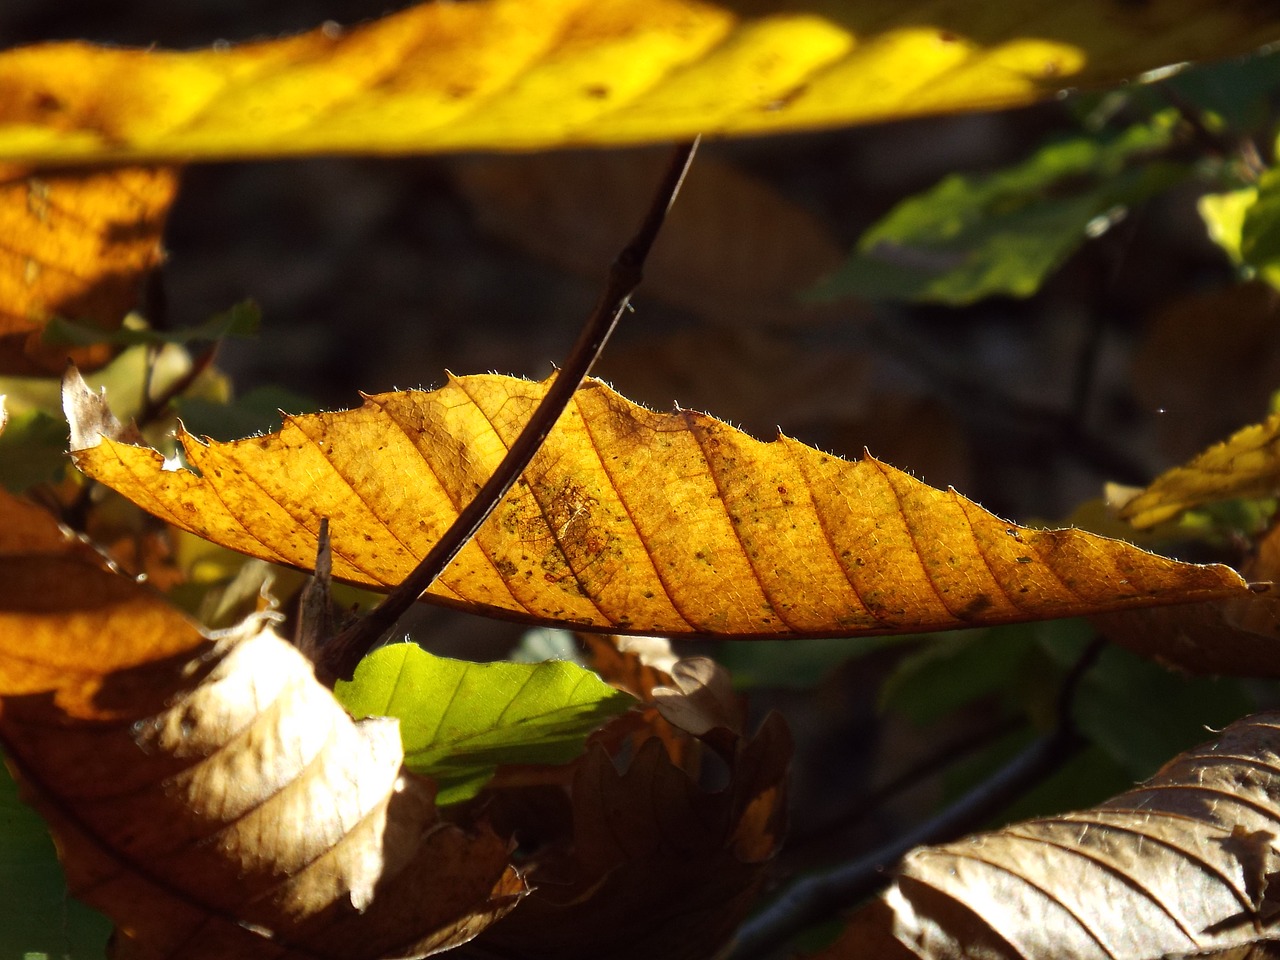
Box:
left=0, top=166, right=178, bottom=375
left=1116, top=411, right=1280, bottom=529
left=0, top=557, right=525, bottom=960
left=810, top=112, right=1185, bottom=304
left=820, top=711, right=1280, bottom=960
left=1, top=0, right=1277, bottom=162
left=70, top=373, right=1250, bottom=639
left=335, top=643, right=634, bottom=804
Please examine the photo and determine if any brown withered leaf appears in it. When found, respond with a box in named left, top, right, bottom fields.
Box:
left=820, top=711, right=1280, bottom=960
left=452, top=150, right=846, bottom=328
left=0, top=166, right=178, bottom=375
left=1, top=1, right=1277, bottom=163
left=0, top=556, right=525, bottom=960
left=651, top=656, right=745, bottom=740
left=1092, top=596, right=1280, bottom=677
left=580, top=633, right=701, bottom=774
left=1093, top=517, right=1280, bottom=676
left=68, top=373, right=1250, bottom=640
left=460, top=711, right=791, bottom=960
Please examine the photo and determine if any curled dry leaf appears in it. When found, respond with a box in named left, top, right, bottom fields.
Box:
left=0, top=166, right=178, bottom=375
left=1115, top=411, right=1280, bottom=530
left=651, top=656, right=744, bottom=740
left=819, top=711, right=1280, bottom=960
left=1, top=1, right=1278, bottom=163
left=580, top=633, right=702, bottom=773
left=70, top=374, right=1250, bottom=640
left=460, top=711, right=792, bottom=960
left=0, top=556, right=524, bottom=960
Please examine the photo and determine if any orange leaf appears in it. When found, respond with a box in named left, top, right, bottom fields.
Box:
left=0, top=1, right=1277, bottom=163
left=0, top=165, right=178, bottom=375
left=0, top=557, right=525, bottom=959
left=69, top=373, right=1252, bottom=639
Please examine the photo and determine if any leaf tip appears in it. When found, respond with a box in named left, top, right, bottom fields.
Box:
left=62, top=364, right=124, bottom=452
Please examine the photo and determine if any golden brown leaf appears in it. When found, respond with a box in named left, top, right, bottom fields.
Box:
left=0, top=1, right=1277, bottom=163
left=461, top=711, right=791, bottom=960
left=0, top=557, right=525, bottom=959
left=0, top=166, right=178, bottom=375
left=820, top=711, right=1280, bottom=960
left=70, top=373, right=1250, bottom=639
left=1116, top=411, right=1280, bottom=529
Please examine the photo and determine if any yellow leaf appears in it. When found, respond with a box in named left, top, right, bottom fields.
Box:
left=1116, top=411, right=1280, bottom=529
left=1, top=0, right=1276, bottom=162
left=0, top=556, right=526, bottom=959
left=0, top=166, right=178, bottom=375
left=69, top=373, right=1250, bottom=638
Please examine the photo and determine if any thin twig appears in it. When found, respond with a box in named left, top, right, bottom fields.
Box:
left=727, top=637, right=1104, bottom=960
left=317, top=140, right=700, bottom=683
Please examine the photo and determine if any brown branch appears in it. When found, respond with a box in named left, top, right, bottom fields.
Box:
left=316, top=140, right=700, bottom=683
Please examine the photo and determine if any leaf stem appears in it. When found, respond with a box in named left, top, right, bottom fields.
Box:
left=317, top=140, right=700, bottom=683
left=726, top=637, right=1103, bottom=960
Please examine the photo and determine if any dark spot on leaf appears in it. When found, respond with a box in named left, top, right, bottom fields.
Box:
left=34, top=91, right=63, bottom=114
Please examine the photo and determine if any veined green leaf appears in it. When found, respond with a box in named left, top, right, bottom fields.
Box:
left=0, top=409, right=66, bottom=491
left=334, top=644, right=634, bottom=805
left=1242, top=165, right=1280, bottom=272
left=811, top=111, right=1186, bottom=305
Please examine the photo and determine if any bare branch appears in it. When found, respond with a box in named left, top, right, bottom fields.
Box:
left=317, top=140, right=700, bottom=683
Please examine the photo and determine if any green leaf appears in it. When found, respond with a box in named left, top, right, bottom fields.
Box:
left=0, top=756, right=112, bottom=959
left=1038, top=632, right=1256, bottom=779
left=0, top=410, right=67, bottom=491
left=1242, top=166, right=1280, bottom=267
left=811, top=111, right=1187, bottom=305
left=1200, top=169, right=1280, bottom=290
left=879, top=626, right=1040, bottom=724
left=42, top=301, right=260, bottom=349
left=334, top=644, right=634, bottom=805
left=1167, top=47, right=1280, bottom=133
